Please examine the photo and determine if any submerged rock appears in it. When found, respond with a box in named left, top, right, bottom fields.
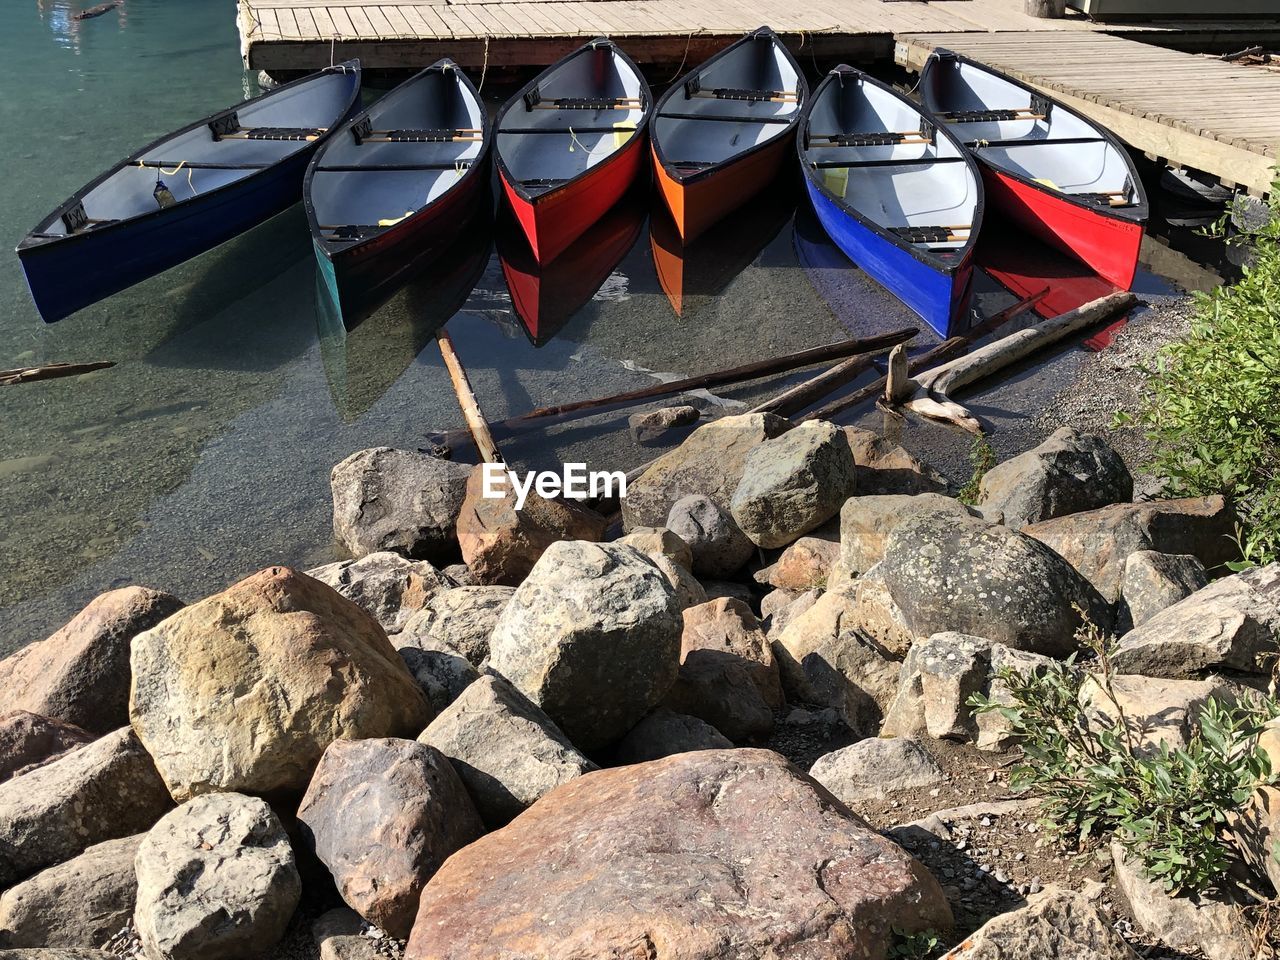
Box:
left=666, top=494, right=756, bottom=579
left=404, top=749, right=952, bottom=958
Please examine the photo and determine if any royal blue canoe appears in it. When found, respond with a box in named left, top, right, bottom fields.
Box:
left=305, top=59, right=492, bottom=328
left=17, top=62, right=362, bottom=323
left=798, top=65, right=983, bottom=338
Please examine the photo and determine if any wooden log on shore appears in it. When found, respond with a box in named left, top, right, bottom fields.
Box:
left=0, top=361, right=115, bottom=385
left=746, top=345, right=898, bottom=419
left=436, top=330, right=503, bottom=464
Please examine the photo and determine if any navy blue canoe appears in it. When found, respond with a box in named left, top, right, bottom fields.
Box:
left=798, top=66, right=984, bottom=338
left=17, top=62, right=362, bottom=323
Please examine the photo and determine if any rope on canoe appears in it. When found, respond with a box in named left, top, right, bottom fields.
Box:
left=479, top=36, right=490, bottom=92
left=138, top=158, right=194, bottom=193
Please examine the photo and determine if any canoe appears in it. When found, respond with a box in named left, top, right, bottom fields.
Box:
left=17, top=62, right=362, bottom=323
left=920, top=49, right=1148, bottom=290
left=651, top=26, right=807, bottom=244
left=498, top=183, right=647, bottom=346
left=798, top=65, right=984, bottom=338
left=495, top=38, right=652, bottom=265
left=306, top=60, right=492, bottom=327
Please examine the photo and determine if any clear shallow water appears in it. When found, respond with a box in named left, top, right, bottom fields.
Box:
left=0, top=1, right=1227, bottom=652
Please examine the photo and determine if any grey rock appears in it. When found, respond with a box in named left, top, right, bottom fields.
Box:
left=1232, top=786, right=1280, bottom=895
left=650, top=553, right=708, bottom=612
left=306, top=552, right=452, bottom=635
left=730, top=421, right=858, bottom=549
left=628, top=405, right=700, bottom=445
left=418, top=675, right=596, bottom=826
left=836, top=494, right=979, bottom=580
left=330, top=447, right=471, bottom=562
left=0, top=833, right=143, bottom=949
left=311, top=908, right=378, bottom=960
left=297, top=738, right=481, bottom=938
left=1120, top=550, right=1209, bottom=632
left=0, top=712, right=94, bottom=784
left=1080, top=673, right=1239, bottom=753
left=134, top=793, right=301, bottom=960
left=976, top=427, right=1133, bottom=530
left=397, top=647, right=480, bottom=713
left=666, top=494, right=756, bottom=579
left=942, top=885, right=1138, bottom=959
left=761, top=588, right=819, bottom=637
left=701, top=580, right=756, bottom=606
left=809, top=738, right=943, bottom=803
left=397, top=586, right=514, bottom=666
left=1113, top=563, right=1280, bottom=677
left=880, top=512, right=1109, bottom=656
left=488, top=542, right=682, bottom=751
left=0, top=728, right=172, bottom=888
left=611, top=709, right=733, bottom=764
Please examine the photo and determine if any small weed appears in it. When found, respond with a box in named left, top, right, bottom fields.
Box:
left=956, top=434, right=996, bottom=506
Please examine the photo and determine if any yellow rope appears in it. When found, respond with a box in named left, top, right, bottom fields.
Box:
left=139, top=159, right=195, bottom=192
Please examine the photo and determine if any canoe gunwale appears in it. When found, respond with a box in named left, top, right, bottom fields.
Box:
left=304, top=59, right=493, bottom=264
left=493, top=38, right=653, bottom=209
left=797, top=65, right=984, bottom=279
left=651, top=26, right=808, bottom=189
left=16, top=61, right=362, bottom=255
left=923, top=49, right=1149, bottom=228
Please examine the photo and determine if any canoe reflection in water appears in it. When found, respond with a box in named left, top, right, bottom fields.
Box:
left=497, top=182, right=648, bottom=347
left=316, top=212, right=493, bottom=420
left=650, top=171, right=796, bottom=319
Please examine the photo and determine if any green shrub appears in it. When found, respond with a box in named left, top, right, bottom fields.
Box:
left=1127, top=182, right=1280, bottom=566
left=956, top=433, right=996, bottom=506
left=970, top=619, right=1279, bottom=895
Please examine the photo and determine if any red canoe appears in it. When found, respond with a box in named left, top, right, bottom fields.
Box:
left=495, top=39, right=652, bottom=265
left=652, top=27, right=807, bottom=244
left=921, top=49, right=1147, bottom=290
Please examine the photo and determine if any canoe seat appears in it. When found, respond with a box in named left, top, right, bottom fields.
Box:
left=522, top=87, right=644, bottom=112
left=942, top=109, right=1044, bottom=124
left=1076, top=191, right=1135, bottom=208
left=684, top=77, right=796, bottom=104
left=810, top=132, right=916, bottom=148
left=500, top=126, right=637, bottom=135
left=671, top=160, right=715, bottom=169
left=518, top=177, right=570, bottom=187
left=891, top=225, right=970, bottom=245
left=658, top=112, right=793, bottom=125
left=361, top=129, right=483, bottom=143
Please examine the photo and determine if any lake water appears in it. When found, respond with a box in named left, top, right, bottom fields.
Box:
left=0, top=0, right=1228, bottom=653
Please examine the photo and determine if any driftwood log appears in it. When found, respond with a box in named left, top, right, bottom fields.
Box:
left=888, top=291, right=1138, bottom=433
left=746, top=338, right=912, bottom=419
left=436, top=330, right=504, bottom=464
left=0, top=361, right=115, bottom=385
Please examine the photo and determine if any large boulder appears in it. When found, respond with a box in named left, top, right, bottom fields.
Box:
left=129, top=566, right=431, bottom=803
left=841, top=427, right=947, bottom=496
left=397, top=586, right=514, bottom=666
left=1080, top=674, right=1239, bottom=753
left=0, top=712, right=93, bottom=784
left=943, top=886, right=1138, bottom=959
left=772, top=586, right=902, bottom=738
left=835, top=494, right=979, bottom=581
left=1024, top=495, right=1236, bottom=602
left=729, top=420, right=857, bottom=549
left=1112, top=564, right=1280, bottom=678
left=488, top=542, right=682, bottom=751
left=134, top=793, right=301, bottom=960
left=665, top=494, right=756, bottom=579
left=879, top=512, right=1109, bottom=656
left=663, top=599, right=782, bottom=743
left=455, top=466, right=608, bottom=586
left=404, top=749, right=951, bottom=958
left=306, top=552, right=451, bottom=635
left=650, top=553, right=708, bottom=612
left=622, top=413, right=790, bottom=530
left=330, top=447, right=472, bottom=562
left=1119, top=550, right=1209, bottom=631
left=976, top=428, right=1132, bottom=530
left=0, top=588, right=183, bottom=735
left=0, top=728, right=171, bottom=888
left=809, top=738, right=943, bottom=804
left=297, top=738, right=482, bottom=938
left=610, top=709, right=733, bottom=765
left=418, top=675, right=596, bottom=827
left=0, top=833, right=143, bottom=949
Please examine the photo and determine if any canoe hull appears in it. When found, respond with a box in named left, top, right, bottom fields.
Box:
left=804, top=179, right=973, bottom=338
left=654, top=132, right=793, bottom=244
left=981, top=166, right=1143, bottom=291
left=500, top=131, right=646, bottom=265
left=19, top=150, right=318, bottom=324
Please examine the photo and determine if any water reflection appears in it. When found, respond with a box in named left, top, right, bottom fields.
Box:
left=38, top=0, right=127, bottom=54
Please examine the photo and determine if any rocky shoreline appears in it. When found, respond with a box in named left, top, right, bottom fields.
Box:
left=1, top=380, right=1278, bottom=959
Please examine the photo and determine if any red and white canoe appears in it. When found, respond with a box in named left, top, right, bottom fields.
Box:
left=495, top=38, right=652, bottom=265
left=921, top=49, right=1147, bottom=290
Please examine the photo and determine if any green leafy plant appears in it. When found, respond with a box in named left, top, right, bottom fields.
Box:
left=970, top=617, right=1280, bottom=895
left=888, top=928, right=944, bottom=959
left=956, top=433, right=996, bottom=505
left=1128, top=177, right=1280, bottom=566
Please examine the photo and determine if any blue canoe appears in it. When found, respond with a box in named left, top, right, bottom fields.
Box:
left=798, top=65, right=983, bottom=338
left=17, top=62, right=362, bottom=323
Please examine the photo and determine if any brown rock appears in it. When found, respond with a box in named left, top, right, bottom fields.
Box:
left=610, top=709, right=732, bottom=764
left=298, top=738, right=483, bottom=939
left=628, top=405, right=700, bottom=445
left=0, top=588, right=183, bottom=734
left=835, top=494, right=979, bottom=580
left=615, top=527, right=694, bottom=572
left=766, top=534, right=840, bottom=591
left=1231, top=785, right=1280, bottom=895
left=455, top=466, right=608, bottom=586
left=404, top=749, right=951, bottom=958
left=306, top=552, right=451, bottom=635
left=129, top=566, right=431, bottom=803
left=0, top=712, right=94, bottom=784
left=1024, top=495, right=1237, bottom=602
left=841, top=427, right=947, bottom=496
left=0, top=728, right=172, bottom=888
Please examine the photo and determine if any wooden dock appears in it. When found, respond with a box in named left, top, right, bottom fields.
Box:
left=896, top=32, right=1280, bottom=194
